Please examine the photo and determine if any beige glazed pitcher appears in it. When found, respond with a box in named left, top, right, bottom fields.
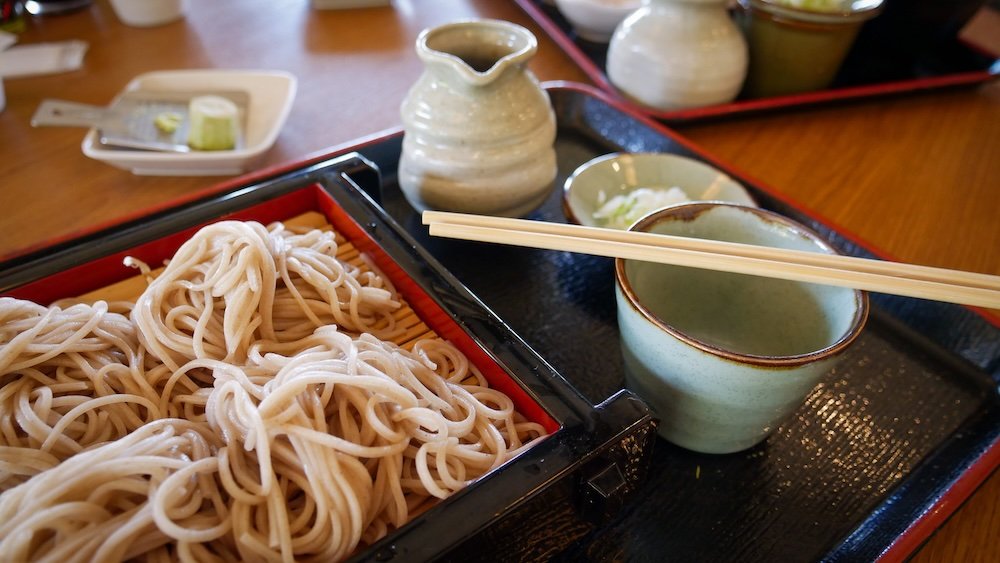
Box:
left=398, top=19, right=558, bottom=217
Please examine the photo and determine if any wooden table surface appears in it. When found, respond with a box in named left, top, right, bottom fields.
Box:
left=0, top=1, right=997, bottom=561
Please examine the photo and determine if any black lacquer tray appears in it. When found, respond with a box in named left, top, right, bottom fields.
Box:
left=349, top=84, right=1000, bottom=562
left=3, top=83, right=997, bottom=562
left=515, top=0, right=1000, bottom=123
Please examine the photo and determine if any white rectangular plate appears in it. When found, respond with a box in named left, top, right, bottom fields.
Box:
left=81, top=69, right=297, bottom=176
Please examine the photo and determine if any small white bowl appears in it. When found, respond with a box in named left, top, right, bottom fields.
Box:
left=554, top=0, right=642, bottom=43
left=82, top=69, right=297, bottom=176
left=562, top=152, right=756, bottom=229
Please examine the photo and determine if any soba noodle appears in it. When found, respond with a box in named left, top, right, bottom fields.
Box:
left=0, top=220, right=547, bottom=561
left=130, top=221, right=402, bottom=373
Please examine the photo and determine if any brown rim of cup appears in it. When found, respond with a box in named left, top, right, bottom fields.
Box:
left=614, top=202, right=870, bottom=367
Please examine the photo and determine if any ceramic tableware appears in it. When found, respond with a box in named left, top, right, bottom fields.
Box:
left=615, top=202, right=868, bottom=454
left=607, top=0, right=748, bottom=110
left=563, top=152, right=756, bottom=229
left=109, top=0, right=187, bottom=27
left=398, top=19, right=558, bottom=217
left=81, top=69, right=296, bottom=176
left=737, top=0, right=885, bottom=98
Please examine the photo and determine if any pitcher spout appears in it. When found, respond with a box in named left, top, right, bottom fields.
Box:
left=399, top=18, right=557, bottom=217
left=417, top=19, right=538, bottom=87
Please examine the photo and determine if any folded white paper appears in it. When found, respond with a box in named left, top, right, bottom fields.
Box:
left=0, top=40, right=88, bottom=78
left=0, top=31, right=17, bottom=52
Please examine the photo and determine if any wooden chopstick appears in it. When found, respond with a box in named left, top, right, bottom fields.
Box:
left=422, top=211, right=1000, bottom=309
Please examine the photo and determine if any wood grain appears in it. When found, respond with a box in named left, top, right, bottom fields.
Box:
left=0, top=1, right=996, bottom=561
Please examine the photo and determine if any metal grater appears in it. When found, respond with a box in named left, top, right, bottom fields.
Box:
left=31, top=90, right=250, bottom=152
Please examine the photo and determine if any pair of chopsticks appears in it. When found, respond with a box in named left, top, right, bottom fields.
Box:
left=422, top=211, right=1000, bottom=309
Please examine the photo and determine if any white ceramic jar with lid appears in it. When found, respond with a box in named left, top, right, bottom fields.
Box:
left=606, top=0, right=748, bottom=110
left=398, top=19, right=558, bottom=217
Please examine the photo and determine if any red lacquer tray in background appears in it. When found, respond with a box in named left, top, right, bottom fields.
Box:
left=515, top=0, right=1000, bottom=122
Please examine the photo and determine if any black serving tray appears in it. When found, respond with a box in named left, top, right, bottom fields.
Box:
left=0, top=153, right=657, bottom=562
left=4, top=83, right=997, bottom=563
left=515, top=0, right=1000, bottom=123
left=349, top=83, right=1000, bottom=562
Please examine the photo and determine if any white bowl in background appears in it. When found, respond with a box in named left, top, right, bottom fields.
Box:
left=554, top=0, right=642, bottom=43
left=563, top=152, right=757, bottom=229
left=109, top=0, right=187, bottom=27
left=82, top=69, right=297, bottom=176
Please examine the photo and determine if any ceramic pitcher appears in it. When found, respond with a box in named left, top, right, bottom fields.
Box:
left=398, top=19, right=558, bottom=217
left=607, top=0, right=748, bottom=110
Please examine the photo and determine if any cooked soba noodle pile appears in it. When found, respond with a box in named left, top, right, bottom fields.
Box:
left=131, top=220, right=402, bottom=372
left=0, top=220, right=547, bottom=562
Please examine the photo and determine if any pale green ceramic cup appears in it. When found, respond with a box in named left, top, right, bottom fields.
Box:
left=615, top=203, right=868, bottom=454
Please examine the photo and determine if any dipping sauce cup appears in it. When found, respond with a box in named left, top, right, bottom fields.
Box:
left=738, top=0, right=884, bottom=98
left=615, top=203, right=868, bottom=454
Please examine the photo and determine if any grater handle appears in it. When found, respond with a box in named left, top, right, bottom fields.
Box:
left=31, top=99, right=113, bottom=128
